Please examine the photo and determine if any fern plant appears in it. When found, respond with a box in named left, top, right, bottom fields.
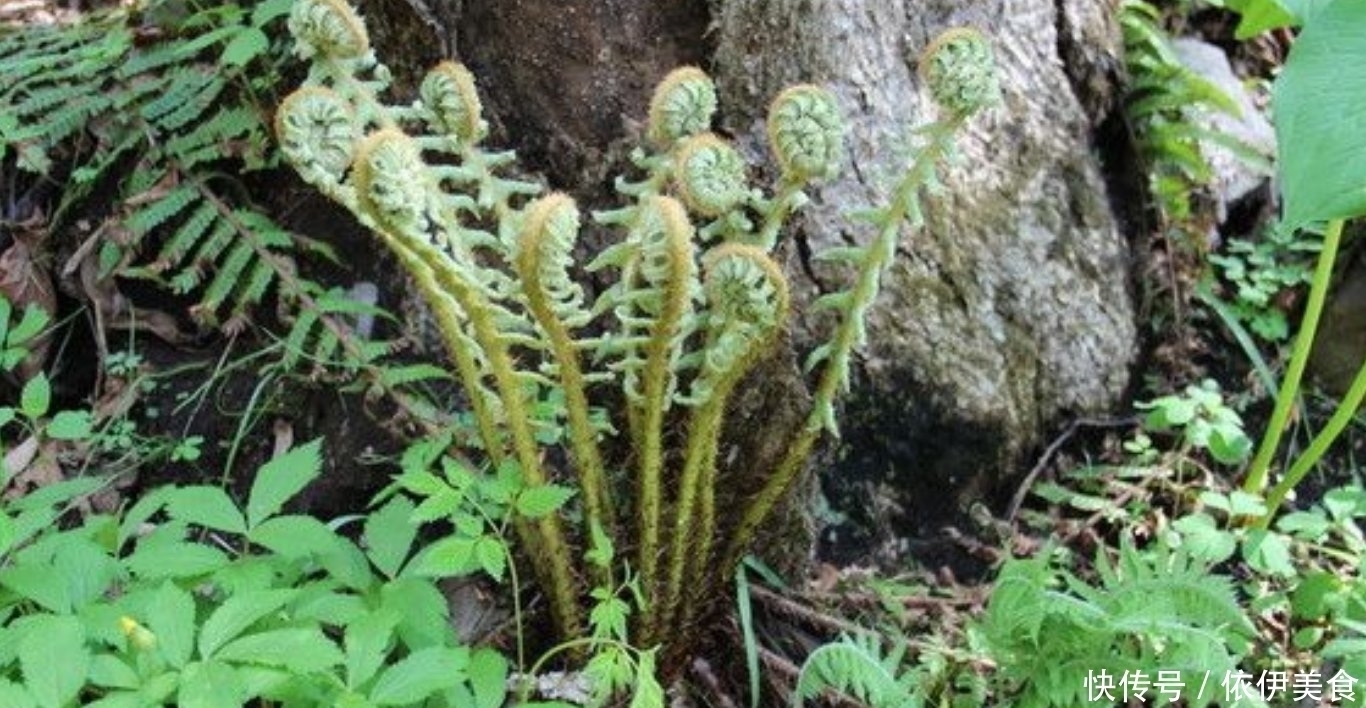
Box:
left=978, top=541, right=1257, bottom=707
left=275, top=0, right=1000, bottom=680
left=0, top=0, right=298, bottom=327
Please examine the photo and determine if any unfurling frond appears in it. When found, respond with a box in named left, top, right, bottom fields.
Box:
left=647, top=66, right=717, bottom=148
left=421, top=61, right=486, bottom=146
left=672, top=133, right=749, bottom=219
left=352, top=129, right=432, bottom=237
left=276, top=86, right=357, bottom=186
left=287, top=0, right=370, bottom=61
left=917, top=27, right=1001, bottom=119
left=682, top=244, right=788, bottom=406
left=766, top=85, right=845, bottom=182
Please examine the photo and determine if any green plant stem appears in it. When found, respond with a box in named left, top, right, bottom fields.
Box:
left=753, top=174, right=805, bottom=251
left=656, top=382, right=733, bottom=639
left=520, top=279, right=615, bottom=584
left=722, top=119, right=958, bottom=572
left=1243, top=218, right=1344, bottom=493
left=1260, top=353, right=1366, bottom=527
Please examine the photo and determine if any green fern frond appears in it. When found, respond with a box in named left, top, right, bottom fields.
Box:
left=796, top=634, right=917, bottom=708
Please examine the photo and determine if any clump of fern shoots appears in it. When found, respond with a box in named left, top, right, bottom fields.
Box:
left=276, top=0, right=999, bottom=680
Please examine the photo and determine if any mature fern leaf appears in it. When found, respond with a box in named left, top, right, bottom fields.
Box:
left=796, top=634, right=917, bottom=708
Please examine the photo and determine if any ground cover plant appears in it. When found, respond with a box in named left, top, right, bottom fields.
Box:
left=0, top=0, right=1363, bottom=706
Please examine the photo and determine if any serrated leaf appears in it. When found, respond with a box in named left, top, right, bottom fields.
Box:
left=407, top=536, right=477, bottom=578
left=515, top=484, right=575, bottom=519
left=216, top=627, right=344, bottom=674
left=364, top=496, right=417, bottom=579
left=345, top=609, right=400, bottom=690
left=146, top=581, right=196, bottom=668
left=1243, top=529, right=1296, bottom=577
left=1170, top=513, right=1237, bottom=564
left=474, top=536, right=507, bottom=582
left=167, top=486, right=247, bottom=535
left=178, top=661, right=247, bottom=708
left=198, top=589, right=299, bottom=659
left=246, top=439, right=322, bottom=529
left=87, top=654, right=140, bottom=690
left=19, top=614, right=88, bottom=708
left=467, top=649, right=508, bottom=708
left=45, top=410, right=91, bottom=440
left=369, top=646, right=469, bottom=706
left=125, top=539, right=229, bottom=579
left=20, top=374, right=49, bottom=419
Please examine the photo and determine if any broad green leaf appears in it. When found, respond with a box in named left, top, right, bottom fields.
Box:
left=166, top=486, right=247, bottom=535
left=1290, top=571, right=1343, bottom=620
left=117, top=485, right=176, bottom=549
left=19, top=614, right=88, bottom=708
left=1274, top=0, right=1366, bottom=228
left=345, top=609, right=400, bottom=689
left=630, top=650, right=664, bottom=708
left=219, top=27, right=268, bottom=67
left=198, top=588, right=299, bottom=659
left=54, top=536, right=120, bottom=609
left=178, top=661, right=248, bottom=708
left=368, top=646, right=469, bottom=706
left=0, top=680, right=36, bottom=708
left=20, top=374, right=50, bottom=419
left=146, top=581, right=196, bottom=668
left=474, top=536, right=507, bottom=582
left=515, top=484, right=575, bottom=519
left=0, top=563, right=69, bottom=613
left=468, top=649, right=509, bottom=708
left=246, top=438, right=323, bottom=529
left=249, top=515, right=374, bottom=590
left=88, top=654, right=140, bottom=690
left=1242, top=529, right=1296, bottom=577
left=1170, top=513, right=1237, bottom=564
left=45, top=410, right=92, bottom=440
left=364, top=496, right=417, bottom=579
left=380, top=578, right=450, bottom=649
left=216, top=627, right=344, bottom=674
left=1227, top=0, right=1297, bottom=37
left=0, top=513, right=13, bottom=557
left=125, top=538, right=230, bottom=579
left=407, top=536, right=476, bottom=578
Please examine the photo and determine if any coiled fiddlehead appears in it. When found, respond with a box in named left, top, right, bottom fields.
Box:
left=275, top=87, right=357, bottom=189
left=725, top=27, right=1000, bottom=577
left=421, top=61, right=486, bottom=147
left=917, top=27, right=1001, bottom=119
left=352, top=129, right=432, bottom=238
left=604, top=195, right=697, bottom=606
left=766, top=85, right=845, bottom=183
left=647, top=66, right=717, bottom=148
left=515, top=193, right=613, bottom=556
left=656, top=244, right=788, bottom=639
left=287, top=0, right=369, bottom=61
left=672, top=132, right=750, bottom=219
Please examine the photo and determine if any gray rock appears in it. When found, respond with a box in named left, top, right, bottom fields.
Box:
left=1172, top=37, right=1276, bottom=222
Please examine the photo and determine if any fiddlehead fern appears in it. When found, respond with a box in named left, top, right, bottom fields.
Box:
left=657, top=244, right=788, bottom=638
left=917, top=27, right=1001, bottom=120
left=420, top=61, right=486, bottom=147
left=287, top=0, right=370, bottom=61
left=646, top=66, right=717, bottom=148
left=724, top=27, right=1001, bottom=574
left=766, top=84, right=845, bottom=183
left=352, top=129, right=433, bottom=237
left=275, top=87, right=357, bottom=190
left=515, top=193, right=614, bottom=555
left=672, top=132, right=750, bottom=220
left=753, top=84, right=845, bottom=250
